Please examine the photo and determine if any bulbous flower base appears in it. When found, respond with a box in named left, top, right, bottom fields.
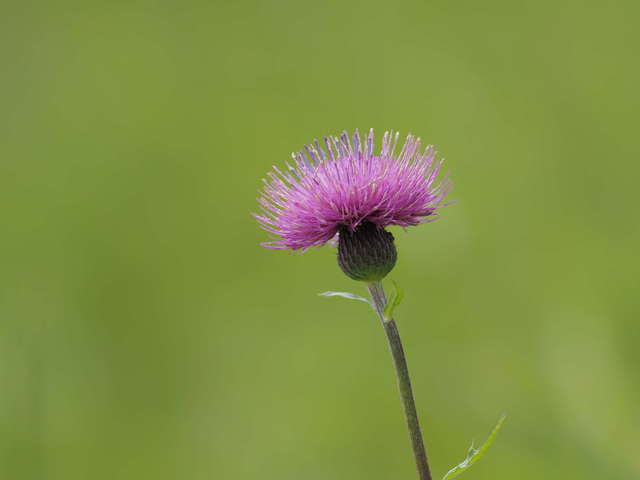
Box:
left=337, top=222, right=397, bottom=282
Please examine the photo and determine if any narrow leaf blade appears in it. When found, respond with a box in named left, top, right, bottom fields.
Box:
left=318, top=291, right=371, bottom=305
left=442, top=415, right=506, bottom=480
left=383, top=280, right=404, bottom=321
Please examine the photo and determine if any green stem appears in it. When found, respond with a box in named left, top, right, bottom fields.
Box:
left=368, top=281, right=432, bottom=480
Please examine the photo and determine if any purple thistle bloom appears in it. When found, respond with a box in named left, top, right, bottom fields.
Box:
left=255, top=129, right=451, bottom=252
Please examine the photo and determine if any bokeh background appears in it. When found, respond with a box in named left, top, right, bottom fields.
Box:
left=2, top=1, right=639, bottom=479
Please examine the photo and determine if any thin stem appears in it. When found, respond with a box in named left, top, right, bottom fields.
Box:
left=368, top=281, right=432, bottom=480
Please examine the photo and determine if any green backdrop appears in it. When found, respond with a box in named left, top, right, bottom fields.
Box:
left=2, top=1, right=639, bottom=479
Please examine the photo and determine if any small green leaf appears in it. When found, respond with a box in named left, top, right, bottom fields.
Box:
left=383, top=280, right=404, bottom=322
left=442, top=415, right=506, bottom=480
left=318, top=291, right=371, bottom=305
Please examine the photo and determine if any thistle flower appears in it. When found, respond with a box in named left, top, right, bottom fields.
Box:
left=253, top=133, right=503, bottom=480
left=255, top=129, right=451, bottom=281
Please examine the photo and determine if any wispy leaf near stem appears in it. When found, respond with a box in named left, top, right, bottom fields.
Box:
left=318, top=291, right=371, bottom=306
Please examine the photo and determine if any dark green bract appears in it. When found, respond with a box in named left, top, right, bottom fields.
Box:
left=337, top=222, right=397, bottom=282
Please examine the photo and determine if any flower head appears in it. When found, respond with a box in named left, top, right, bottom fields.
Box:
left=255, top=129, right=451, bottom=253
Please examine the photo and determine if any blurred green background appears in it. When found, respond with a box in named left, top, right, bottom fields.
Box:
left=2, top=1, right=639, bottom=479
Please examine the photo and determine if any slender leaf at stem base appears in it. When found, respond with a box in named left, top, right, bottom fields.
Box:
left=442, top=415, right=507, bottom=480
